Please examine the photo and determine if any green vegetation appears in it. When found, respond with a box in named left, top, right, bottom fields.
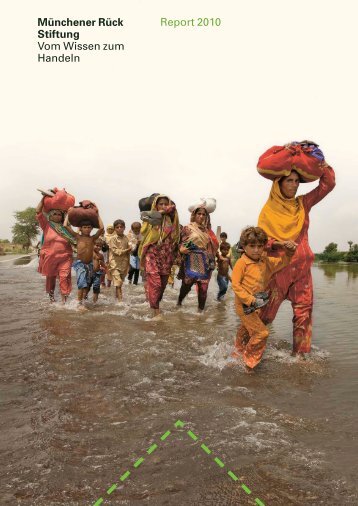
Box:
left=11, top=207, right=39, bottom=252
left=315, top=241, right=358, bottom=263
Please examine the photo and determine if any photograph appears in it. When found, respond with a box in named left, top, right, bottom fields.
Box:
left=1, top=1, right=357, bottom=505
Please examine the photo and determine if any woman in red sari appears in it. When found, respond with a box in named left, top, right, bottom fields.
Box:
left=36, top=196, right=75, bottom=303
left=258, top=164, right=336, bottom=356
left=138, top=195, right=180, bottom=319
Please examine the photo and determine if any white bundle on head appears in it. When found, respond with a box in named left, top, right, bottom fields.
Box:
left=188, top=198, right=216, bottom=214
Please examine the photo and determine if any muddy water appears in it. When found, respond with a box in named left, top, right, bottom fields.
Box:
left=0, top=256, right=357, bottom=506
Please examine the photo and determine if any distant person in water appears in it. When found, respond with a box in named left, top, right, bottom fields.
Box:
left=231, top=226, right=296, bottom=371
left=127, top=222, right=142, bottom=285
left=216, top=242, right=232, bottom=301
left=104, top=224, right=115, bottom=287
left=64, top=212, right=104, bottom=310
left=107, top=220, right=131, bottom=302
left=36, top=196, right=76, bottom=303
left=92, top=239, right=106, bottom=303
left=139, top=195, right=180, bottom=319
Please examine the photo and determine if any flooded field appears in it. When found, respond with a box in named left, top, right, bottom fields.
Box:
left=1, top=256, right=357, bottom=505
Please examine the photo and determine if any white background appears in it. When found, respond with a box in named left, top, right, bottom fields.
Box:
left=1, top=0, right=357, bottom=251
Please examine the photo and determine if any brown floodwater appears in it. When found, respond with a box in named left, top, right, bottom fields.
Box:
left=1, top=256, right=357, bottom=506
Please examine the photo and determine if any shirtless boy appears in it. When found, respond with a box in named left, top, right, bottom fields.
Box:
left=64, top=212, right=104, bottom=309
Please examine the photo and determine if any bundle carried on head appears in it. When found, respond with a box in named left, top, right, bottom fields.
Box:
left=140, top=210, right=163, bottom=226
left=188, top=197, right=216, bottom=213
left=257, top=140, right=326, bottom=182
left=68, top=200, right=99, bottom=228
left=41, top=187, right=75, bottom=212
left=138, top=193, right=160, bottom=212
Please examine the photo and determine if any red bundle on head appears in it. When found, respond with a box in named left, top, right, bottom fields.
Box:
left=257, top=142, right=326, bottom=182
left=43, top=188, right=75, bottom=212
left=68, top=200, right=99, bottom=228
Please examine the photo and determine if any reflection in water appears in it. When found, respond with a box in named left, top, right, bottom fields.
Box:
left=13, top=255, right=33, bottom=266
left=316, top=262, right=358, bottom=282
left=0, top=261, right=357, bottom=505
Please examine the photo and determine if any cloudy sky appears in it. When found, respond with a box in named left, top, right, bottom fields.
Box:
left=1, top=0, right=357, bottom=252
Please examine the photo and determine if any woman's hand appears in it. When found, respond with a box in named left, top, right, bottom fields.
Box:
left=283, top=240, right=297, bottom=256
left=180, top=245, right=190, bottom=254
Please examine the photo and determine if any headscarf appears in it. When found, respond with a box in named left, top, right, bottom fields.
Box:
left=185, top=207, right=219, bottom=253
left=138, top=194, right=180, bottom=261
left=258, top=178, right=305, bottom=241
left=105, top=225, right=115, bottom=243
left=46, top=210, right=77, bottom=248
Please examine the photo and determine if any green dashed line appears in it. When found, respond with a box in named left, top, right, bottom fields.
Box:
left=187, top=430, right=198, bottom=441
left=214, top=457, right=225, bottom=468
left=228, top=470, right=238, bottom=481
left=161, top=430, right=171, bottom=441
left=242, top=483, right=252, bottom=494
left=92, top=420, right=266, bottom=506
left=106, top=484, right=117, bottom=495
left=201, top=443, right=212, bottom=455
left=147, top=443, right=158, bottom=454
left=133, top=457, right=144, bottom=468
left=119, top=470, right=130, bottom=482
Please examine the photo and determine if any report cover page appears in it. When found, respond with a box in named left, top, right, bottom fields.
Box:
left=1, top=1, right=357, bottom=505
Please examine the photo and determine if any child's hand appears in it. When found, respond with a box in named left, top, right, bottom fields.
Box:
left=283, top=241, right=297, bottom=256
left=180, top=245, right=190, bottom=254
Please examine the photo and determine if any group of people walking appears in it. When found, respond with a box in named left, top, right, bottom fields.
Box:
left=35, top=158, right=335, bottom=370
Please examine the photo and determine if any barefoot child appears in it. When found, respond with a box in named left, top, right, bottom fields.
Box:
left=93, top=239, right=106, bottom=302
left=231, top=226, right=296, bottom=371
left=107, top=220, right=131, bottom=302
left=216, top=242, right=232, bottom=301
left=64, top=213, right=104, bottom=309
left=127, top=222, right=142, bottom=285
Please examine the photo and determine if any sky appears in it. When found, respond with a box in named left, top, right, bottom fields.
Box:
left=1, top=0, right=357, bottom=252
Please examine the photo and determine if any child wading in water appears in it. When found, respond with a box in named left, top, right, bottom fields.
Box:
left=127, top=222, right=142, bottom=285
left=93, top=239, right=106, bottom=302
left=216, top=242, right=232, bottom=301
left=107, top=220, right=131, bottom=302
left=64, top=213, right=104, bottom=310
left=231, top=226, right=296, bottom=371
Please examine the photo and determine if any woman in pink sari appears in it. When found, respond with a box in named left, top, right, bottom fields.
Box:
left=36, top=196, right=75, bottom=303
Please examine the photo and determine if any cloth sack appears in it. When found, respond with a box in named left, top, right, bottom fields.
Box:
left=184, top=250, right=210, bottom=280
left=188, top=197, right=216, bottom=213
left=140, top=210, right=163, bottom=227
left=43, top=187, right=75, bottom=212
left=139, top=193, right=160, bottom=212
left=257, top=141, right=325, bottom=182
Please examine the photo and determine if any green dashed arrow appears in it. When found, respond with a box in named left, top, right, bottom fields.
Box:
left=92, top=419, right=265, bottom=505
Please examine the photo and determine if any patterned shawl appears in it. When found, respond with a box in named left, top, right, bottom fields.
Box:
left=46, top=210, right=77, bottom=248
left=138, top=194, right=180, bottom=262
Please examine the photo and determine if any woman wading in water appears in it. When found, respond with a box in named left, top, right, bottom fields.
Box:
left=36, top=196, right=76, bottom=303
left=258, top=163, right=335, bottom=357
left=177, top=205, right=219, bottom=312
left=139, top=195, right=180, bottom=319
